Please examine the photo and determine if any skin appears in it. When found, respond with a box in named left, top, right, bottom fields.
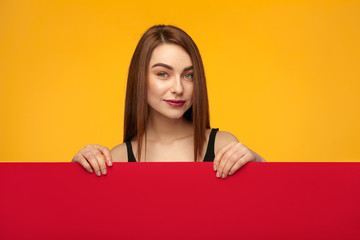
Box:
left=72, top=43, right=265, bottom=178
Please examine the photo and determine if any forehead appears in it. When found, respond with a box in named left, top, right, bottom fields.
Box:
left=149, top=44, right=192, bottom=69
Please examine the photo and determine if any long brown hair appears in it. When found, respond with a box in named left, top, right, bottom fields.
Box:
left=123, top=25, right=210, bottom=162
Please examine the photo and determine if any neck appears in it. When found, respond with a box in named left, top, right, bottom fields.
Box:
left=146, top=110, right=193, bottom=143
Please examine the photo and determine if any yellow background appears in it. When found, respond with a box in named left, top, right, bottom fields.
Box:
left=1, top=0, right=359, bottom=162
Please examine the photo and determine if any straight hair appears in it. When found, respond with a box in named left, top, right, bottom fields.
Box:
left=123, top=25, right=210, bottom=162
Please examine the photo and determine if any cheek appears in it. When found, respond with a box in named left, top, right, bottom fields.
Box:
left=147, top=78, right=165, bottom=100
left=182, top=82, right=194, bottom=107
left=186, top=83, right=194, bottom=99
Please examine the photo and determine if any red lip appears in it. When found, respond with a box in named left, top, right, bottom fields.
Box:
left=164, top=99, right=186, bottom=107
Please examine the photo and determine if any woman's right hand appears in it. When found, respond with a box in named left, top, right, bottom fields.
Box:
left=72, top=144, right=113, bottom=176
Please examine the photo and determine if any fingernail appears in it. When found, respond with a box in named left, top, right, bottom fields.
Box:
left=108, top=161, right=112, bottom=166
left=228, top=171, right=232, bottom=176
left=96, top=171, right=101, bottom=177
left=216, top=172, right=221, bottom=178
left=213, top=165, right=217, bottom=171
left=89, top=169, right=93, bottom=173
left=222, top=173, right=226, bottom=179
left=101, top=169, right=107, bottom=175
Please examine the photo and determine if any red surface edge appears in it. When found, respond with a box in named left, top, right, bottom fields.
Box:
left=0, top=162, right=359, bottom=240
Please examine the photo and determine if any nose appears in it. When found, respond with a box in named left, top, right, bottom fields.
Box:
left=170, top=76, right=184, bottom=95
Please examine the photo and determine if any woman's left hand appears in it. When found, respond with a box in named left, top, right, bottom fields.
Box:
left=213, top=142, right=257, bottom=179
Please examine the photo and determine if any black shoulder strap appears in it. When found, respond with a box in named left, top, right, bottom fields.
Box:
left=125, top=140, right=137, bottom=162
left=202, top=128, right=219, bottom=162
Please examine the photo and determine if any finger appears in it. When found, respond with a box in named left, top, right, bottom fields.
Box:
left=75, top=154, right=94, bottom=174
left=94, top=144, right=113, bottom=166
left=90, top=149, right=108, bottom=176
left=216, top=146, right=240, bottom=178
left=222, top=150, right=246, bottom=178
left=82, top=151, right=102, bottom=177
left=226, top=147, right=255, bottom=177
left=228, top=153, right=253, bottom=176
left=213, top=142, right=237, bottom=171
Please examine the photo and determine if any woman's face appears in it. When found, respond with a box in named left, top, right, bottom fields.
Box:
left=147, top=44, right=194, bottom=119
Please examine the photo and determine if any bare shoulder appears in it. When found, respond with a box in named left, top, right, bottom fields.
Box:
left=215, top=130, right=267, bottom=162
left=110, top=143, right=128, bottom=162
left=214, top=130, right=239, bottom=152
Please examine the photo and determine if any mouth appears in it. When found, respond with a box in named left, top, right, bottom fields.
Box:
left=164, top=99, right=186, bottom=107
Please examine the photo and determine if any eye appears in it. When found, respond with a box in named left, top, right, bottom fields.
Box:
left=184, top=73, right=193, bottom=79
left=157, top=72, right=168, bottom=78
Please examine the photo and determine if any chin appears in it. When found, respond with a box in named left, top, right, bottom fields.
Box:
left=162, top=111, right=187, bottom=119
left=149, top=103, right=192, bottom=120
left=150, top=108, right=187, bottom=120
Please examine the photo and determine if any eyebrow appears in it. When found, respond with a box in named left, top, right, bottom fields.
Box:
left=151, top=63, right=193, bottom=71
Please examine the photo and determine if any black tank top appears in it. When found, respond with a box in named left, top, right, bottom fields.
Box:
left=125, top=128, right=219, bottom=162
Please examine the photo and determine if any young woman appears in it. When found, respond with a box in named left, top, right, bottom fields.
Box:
left=72, top=25, right=265, bottom=179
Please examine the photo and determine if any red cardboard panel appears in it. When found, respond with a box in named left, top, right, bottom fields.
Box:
left=0, top=162, right=359, bottom=240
